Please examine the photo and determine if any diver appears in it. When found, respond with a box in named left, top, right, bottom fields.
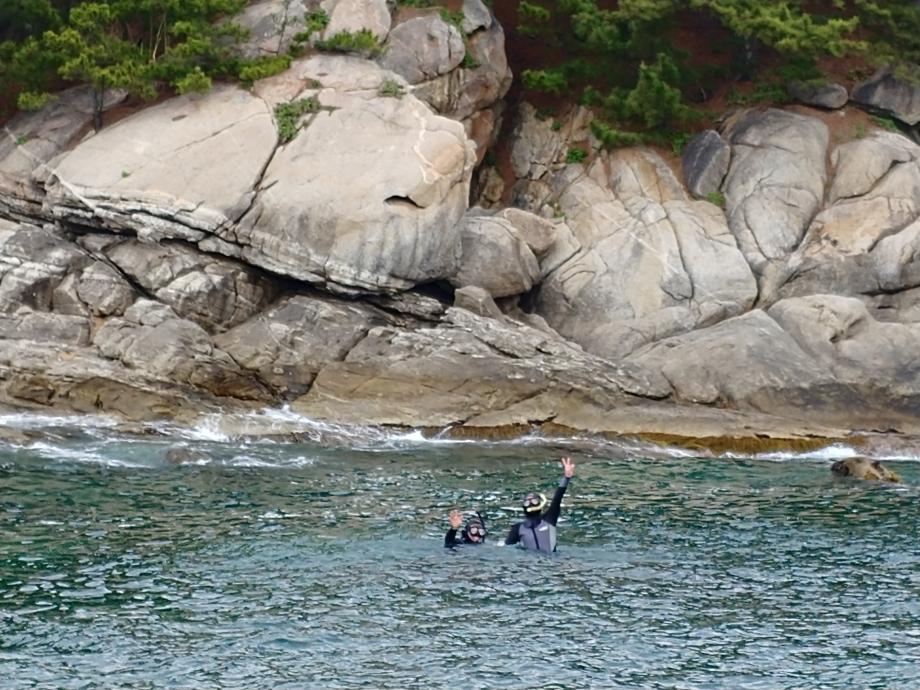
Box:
left=444, top=509, right=487, bottom=548
left=505, top=456, right=575, bottom=552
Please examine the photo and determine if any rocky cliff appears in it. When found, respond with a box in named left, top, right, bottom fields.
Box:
left=1, top=0, right=918, bottom=443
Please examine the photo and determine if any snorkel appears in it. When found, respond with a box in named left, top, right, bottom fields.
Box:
left=463, top=511, right=487, bottom=543
left=522, top=492, right=548, bottom=516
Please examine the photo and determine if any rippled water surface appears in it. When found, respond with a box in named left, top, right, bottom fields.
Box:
left=2, top=415, right=919, bottom=689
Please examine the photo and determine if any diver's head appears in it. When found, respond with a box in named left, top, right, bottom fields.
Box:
left=522, top=492, right=547, bottom=516
left=464, top=517, right=487, bottom=543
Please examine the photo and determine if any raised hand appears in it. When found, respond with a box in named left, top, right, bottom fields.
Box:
left=561, top=456, right=575, bottom=478
left=449, top=509, right=462, bottom=529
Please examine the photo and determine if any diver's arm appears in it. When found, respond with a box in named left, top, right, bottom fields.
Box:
left=445, top=509, right=463, bottom=548
left=505, top=522, right=521, bottom=545
left=543, top=478, right=569, bottom=526
left=544, top=457, right=576, bottom=526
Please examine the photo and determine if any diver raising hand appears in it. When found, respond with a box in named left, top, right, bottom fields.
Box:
left=444, top=509, right=487, bottom=548
left=505, top=456, right=576, bottom=553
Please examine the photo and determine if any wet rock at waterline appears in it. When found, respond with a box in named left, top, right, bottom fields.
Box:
left=831, top=457, right=902, bottom=483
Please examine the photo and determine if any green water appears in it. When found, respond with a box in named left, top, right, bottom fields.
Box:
left=1, top=420, right=919, bottom=689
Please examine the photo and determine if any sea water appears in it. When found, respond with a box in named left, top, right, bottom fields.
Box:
left=1, top=411, right=918, bottom=689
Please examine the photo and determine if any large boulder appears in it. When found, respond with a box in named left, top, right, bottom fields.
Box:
left=214, top=294, right=389, bottom=396
left=681, top=130, right=730, bottom=199
left=763, top=133, right=920, bottom=312
left=234, top=0, right=308, bottom=57
left=852, top=68, right=920, bottom=126
left=321, top=0, right=391, bottom=40
left=44, top=85, right=276, bottom=243
left=723, top=109, right=829, bottom=276
left=766, top=294, right=920, bottom=386
left=807, top=132, right=920, bottom=255
left=534, top=151, right=757, bottom=359
left=379, top=15, right=465, bottom=85
left=293, top=306, right=664, bottom=427
left=410, top=18, right=512, bottom=121
left=0, top=222, right=89, bottom=312
left=104, top=239, right=275, bottom=332
left=450, top=210, right=540, bottom=298
left=625, top=310, right=829, bottom=405
left=0, top=86, right=125, bottom=219
left=233, top=55, right=475, bottom=293
left=93, top=300, right=270, bottom=400
left=627, top=302, right=920, bottom=431
left=787, top=81, right=849, bottom=110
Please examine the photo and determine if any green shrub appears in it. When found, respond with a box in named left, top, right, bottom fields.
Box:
left=566, top=147, right=588, bottom=164
left=439, top=9, right=464, bottom=29
left=378, top=78, right=404, bottom=98
left=275, top=97, right=321, bottom=143
left=305, top=9, right=330, bottom=35
left=16, top=91, right=57, bottom=111
left=238, top=54, right=292, bottom=84
left=706, top=190, right=725, bottom=207
left=460, top=51, right=479, bottom=69
left=590, top=120, right=643, bottom=149
left=518, top=1, right=551, bottom=37
left=871, top=115, right=900, bottom=132
left=522, top=68, right=568, bottom=95
left=623, top=53, right=690, bottom=129
left=175, top=67, right=212, bottom=95
left=314, top=29, right=382, bottom=57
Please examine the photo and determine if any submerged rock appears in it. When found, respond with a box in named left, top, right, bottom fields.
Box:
left=830, top=457, right=902, bottom=482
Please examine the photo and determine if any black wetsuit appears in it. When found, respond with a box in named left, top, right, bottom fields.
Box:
left=444, top=528, right=483, bottom=548
left=505, top=476, right=570, bottom=551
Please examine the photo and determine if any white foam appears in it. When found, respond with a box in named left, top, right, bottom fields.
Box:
left=28, top=441, right=148, bottom=468
left=0, top=412, right=117, bottom=430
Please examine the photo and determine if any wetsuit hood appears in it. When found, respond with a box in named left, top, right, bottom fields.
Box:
left=463, top=514, right=487, bottom=542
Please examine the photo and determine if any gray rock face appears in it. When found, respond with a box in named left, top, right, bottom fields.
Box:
left=765, top=132, right=920, bottom=307
left=809, top=132, right=920, bottom=254
left=852, top=69, right=920, bottom=126
left=0, top=310, right=91, bottom=346
left=215, top=294, right=388, bottom=396
left=787, top=81, right=849, bottom=109
left=0, top=223, right=88, bottom=312
left=105, top=240, right=275, bottom=332
left=453, top=285, right=503, bottom=319
left=0, top=86, right=126, bottom=219
left=293, top=306, right=664, bottom=427
left=723, top=109, right=829, bottom=276
left=379, top=15, right=465, bottom=84
left=321, top=0, right=391, bottom=40
left=234, top=56, right=475, bottom=293
left=462, top=0, right=493, bottom=33
left=44, top=85, right=276, bottom=243
left=74, top=263, right=135, bottom=317
left=535, top=151, right=757, bottom=359
left=94, top=299, right=269, bottom=400
left=450, top=210, right=540, bottom=298
left=681, top=130, right=730, bottom=199
left=411, top=19, right=512, bottom=120
left=235, top=0, right=308, bottom=57
left=767, top=294, right=920, bottom=385
left=626, top=310, right=829, bottom=405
